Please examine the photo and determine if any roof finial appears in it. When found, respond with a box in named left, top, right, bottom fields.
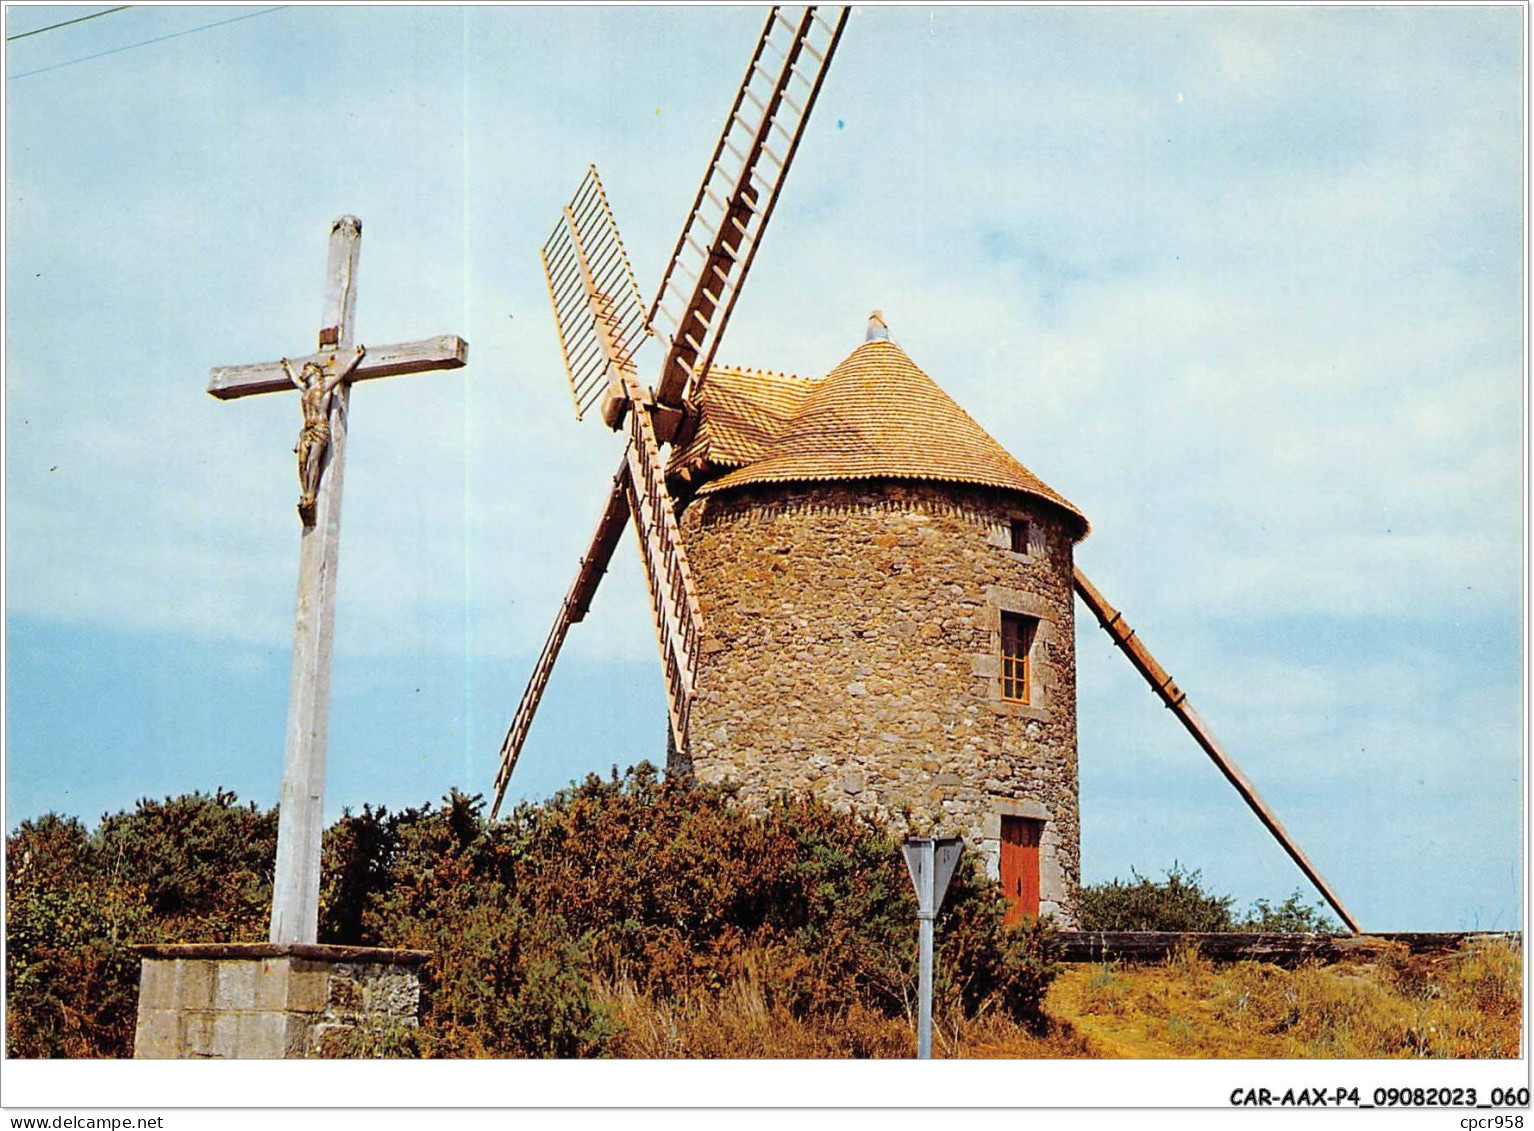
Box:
left=866, top=309, right=889, bottom=342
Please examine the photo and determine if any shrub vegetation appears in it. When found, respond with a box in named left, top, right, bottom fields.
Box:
left=7, top=767, right=1055, bottom=1058
left=6, top=792, right=275, bottom=1058
left=1078, top=863, right=1337, bottom=934
left=12, top=778, right=1511, bottom=1059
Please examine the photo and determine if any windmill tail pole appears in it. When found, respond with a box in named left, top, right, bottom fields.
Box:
left=1073, top=567, right=1363, bottom=935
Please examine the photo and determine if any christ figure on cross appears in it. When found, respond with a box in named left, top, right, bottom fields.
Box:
left=283, top=345, right=366, bottom=526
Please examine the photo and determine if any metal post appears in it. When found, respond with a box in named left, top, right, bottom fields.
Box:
left=916, top=838, right=935, bottom=1059
left=902, top=834, right=963, bottom=1061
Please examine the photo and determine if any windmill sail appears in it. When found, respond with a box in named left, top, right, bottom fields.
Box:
left=496, top=9, right=850, bottom=809
left=648, top=5, right=849, bottom=408
left=491, top=466, right=632, bottom=818
left=491, top=407, right=703, bottom=819
left=542, top=166, right=648, bottom=421
left=496, top=163, right=707, bottom=813
left=1073, top=567, right=1362, bottom=933
left=622, top=383, right=704, bottom=751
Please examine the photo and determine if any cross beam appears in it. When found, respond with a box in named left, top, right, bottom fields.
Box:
left=208, top=335, right=467, bottom=400
left=211, top=215, right=468, bottom=946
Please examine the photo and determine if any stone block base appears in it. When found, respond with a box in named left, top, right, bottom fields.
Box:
left=130, top=942, right=430, bottom=1059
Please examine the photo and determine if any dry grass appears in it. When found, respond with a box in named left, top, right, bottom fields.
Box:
left=930, top=1012, right=1093, bottom=1059
left=594, top=939, right=1521, bottom=1059
left=594, top=963, right=1088, bottom=1059
left=1049, top=938, right=1522, bottom=1059
left=596, top=974, right=913, bottom=1058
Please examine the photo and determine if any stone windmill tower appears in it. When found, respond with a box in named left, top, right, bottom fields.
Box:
left=491, top=5, right=1361, bottom=933
left=669, top=321, right=1090, bottom=921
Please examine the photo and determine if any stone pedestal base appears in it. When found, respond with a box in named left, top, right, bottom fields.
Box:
left=130, top=942, right=431, bottom=1059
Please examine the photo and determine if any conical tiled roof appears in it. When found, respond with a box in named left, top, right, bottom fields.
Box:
left=674, top=338, right=1088, bottom=536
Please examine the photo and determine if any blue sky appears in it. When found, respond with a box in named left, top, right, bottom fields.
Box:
left=4, top=5, right=1524, bottom=931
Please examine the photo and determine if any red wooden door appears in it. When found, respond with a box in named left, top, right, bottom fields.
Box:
left=1000, top=816, right=1042, bottom=925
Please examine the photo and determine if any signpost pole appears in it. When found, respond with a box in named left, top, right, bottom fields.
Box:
left=902, top=834, right=964, bottom=1060
left=916, top=838, right=936, bottom=1059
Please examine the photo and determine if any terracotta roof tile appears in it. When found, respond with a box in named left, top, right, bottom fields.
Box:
left=672, top=339, right=1088, bottom=536
left=670, top=366, right=812, bottom=471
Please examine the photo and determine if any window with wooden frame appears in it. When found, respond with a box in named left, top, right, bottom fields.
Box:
left=1008, top=517, right=1031, bottom=554
left=1000, top=612, right=1037, bottom=704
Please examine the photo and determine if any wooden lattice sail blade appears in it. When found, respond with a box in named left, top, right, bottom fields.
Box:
left=648, top=5, right=849, bottom=407
left=490, top=463, right=633, bottom=818
left=1073, top=567, right=1363, bottom=934
left=621, top=379, right=705, bottom=752
left=541, top=165, right=647, bottom=421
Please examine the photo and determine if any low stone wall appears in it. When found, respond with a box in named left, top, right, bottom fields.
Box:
left=1053, top=931, right=1519, bottom=966
left=132, top=942, right=429, bottom=1059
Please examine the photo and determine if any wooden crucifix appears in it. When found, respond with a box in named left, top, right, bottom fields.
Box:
left=210, top=215, right=468, bottom=945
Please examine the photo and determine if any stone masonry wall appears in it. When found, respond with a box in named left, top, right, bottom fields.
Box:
left=676, top=479, right=1082, bottom=923
left=134, top=950, right=423, bottom=1058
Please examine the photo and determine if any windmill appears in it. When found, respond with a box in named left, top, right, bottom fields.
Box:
left=491, top=7, right=1361, bottom=935
left=489, top=6, right=849, bottom=817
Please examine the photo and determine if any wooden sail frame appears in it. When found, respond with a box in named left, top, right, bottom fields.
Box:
left=490, top=6, right=848, bottom=817
left=648, top=6, right=849, bottom=410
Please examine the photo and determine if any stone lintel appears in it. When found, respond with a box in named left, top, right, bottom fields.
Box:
left=130, top=942, right=431, bottom=966
left=985, top=586, right=1055, bottom=622
left=980, top=797, right=1053, bottom=839
left=996, top=796, right=1053, bottom=821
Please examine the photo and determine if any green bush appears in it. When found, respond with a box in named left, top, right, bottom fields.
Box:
left=1239, top=892, right=1337, bottom=934
left=328, top=790, right=615, bottom=1057
left=96, top=789, right=276, bottom=940
left=346, top=768, right=1058, bottom=1042
left=5, top=792, right=275, bottom=1058
left=8, top=769, right=1059, bottom=1057
left=1079, top=863, right=1235, bottom=932
left=1080, top=863, right=1336, bottom=934
left=936, top=859, right=1059, bottom=1029
left=6, top=814, right=144, bottom=1058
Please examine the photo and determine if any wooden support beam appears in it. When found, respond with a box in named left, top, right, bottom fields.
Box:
left=490, top=462, right=634, bottom=820
left=211, top=217, right=468, bottom=946
left=568, top=463, right=636, bottom=621
left=1073, top=566, right=1363, bottom=935
left=208, top=335, right=468, bottom=400
left=649, top=402, right=686, bottom=445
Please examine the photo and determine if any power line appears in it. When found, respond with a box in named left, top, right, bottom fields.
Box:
left=6, top=6, right=129, bottom=42
left=7, top=6, right=287, bottom=81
